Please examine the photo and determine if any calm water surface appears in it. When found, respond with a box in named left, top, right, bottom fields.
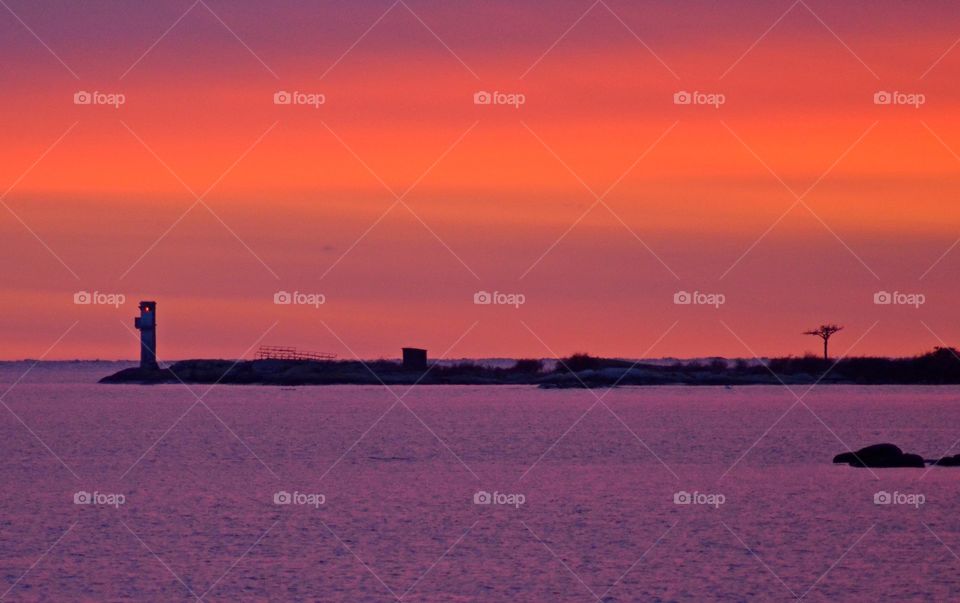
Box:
left=1, top=363, right=959, bottom=601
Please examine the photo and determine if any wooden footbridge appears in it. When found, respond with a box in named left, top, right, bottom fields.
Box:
left=255, top=345, right=337, bottom=361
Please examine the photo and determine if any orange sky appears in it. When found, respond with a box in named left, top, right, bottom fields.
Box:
left=2, top=0, right=960, bottom=360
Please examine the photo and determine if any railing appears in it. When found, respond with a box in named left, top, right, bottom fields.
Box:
left=255, top=345, right=337, bottom=361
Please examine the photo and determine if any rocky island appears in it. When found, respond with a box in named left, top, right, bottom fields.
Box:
left=100, top=347, right=960, bottom=387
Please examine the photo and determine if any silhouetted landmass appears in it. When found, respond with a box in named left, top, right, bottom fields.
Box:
left=99, top=347, right=960, bottom=387
left=833, top=442, right=960, bottom=468
left=833, top=443, right=925, bottom=468
left=100, top=358, right=548, bottom=386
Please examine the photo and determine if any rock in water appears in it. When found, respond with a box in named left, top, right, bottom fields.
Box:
left=934, top=454, right=960, bottom=466
left=833, top=443, right=925, bottom=468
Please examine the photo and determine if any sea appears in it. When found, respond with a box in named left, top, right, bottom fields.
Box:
left=0, top=362, right=957, bottom=601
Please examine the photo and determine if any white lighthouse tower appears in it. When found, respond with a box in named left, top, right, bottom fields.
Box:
left=134, top=301, right=158, bottom=369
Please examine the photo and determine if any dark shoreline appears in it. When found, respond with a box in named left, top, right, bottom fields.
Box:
left=99, top=347, right=960, bottom=387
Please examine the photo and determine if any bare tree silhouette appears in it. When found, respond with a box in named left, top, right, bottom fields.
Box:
left=804, top=324, right=844, bottom=360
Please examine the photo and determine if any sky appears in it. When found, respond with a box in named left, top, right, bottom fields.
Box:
left=1, top=0, right=960, bottom=361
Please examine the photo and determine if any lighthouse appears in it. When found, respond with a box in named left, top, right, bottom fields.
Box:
left=134, top=301, right=158, bottom=369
